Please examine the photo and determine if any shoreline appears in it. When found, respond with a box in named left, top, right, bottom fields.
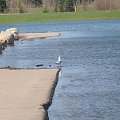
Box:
left=0, top=68, right=60, bottom=120
left=19, top=32, right=61, bottom=40
left=0, top=31, right=60, bottom=54
left=0, top=10, right=120, bottom=24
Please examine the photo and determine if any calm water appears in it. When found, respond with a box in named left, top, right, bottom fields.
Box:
left=0, top=19, right=120, bottom=120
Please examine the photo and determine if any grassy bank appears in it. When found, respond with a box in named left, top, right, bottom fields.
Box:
left=0, top=9, right=120, bottom=24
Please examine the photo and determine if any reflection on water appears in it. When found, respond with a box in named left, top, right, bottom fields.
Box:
left=0, top=19, right=120, bottom=120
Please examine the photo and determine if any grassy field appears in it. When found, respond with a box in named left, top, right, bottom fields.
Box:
left=0, top=9, right=120, bottom=24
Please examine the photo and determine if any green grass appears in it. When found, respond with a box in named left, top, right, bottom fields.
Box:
left=0, top=9, right=120, bottom=24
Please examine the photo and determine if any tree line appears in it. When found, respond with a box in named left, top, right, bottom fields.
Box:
left=0, top=0, right=43, bottom=13
left=0, top=0, right=120, bottom=13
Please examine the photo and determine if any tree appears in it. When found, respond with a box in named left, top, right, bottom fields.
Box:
left=74, top=0, right=77, bottom=12
left=54, top=0, right=58, bottom=12
left=0, top=0, right=6, bottom=13
left=66, top=0, right=74, bottom=12
left=58, top=0, right=65, bottom=12
left=79, top=0, right=94, bottom=4
left=32, top=0, right=43, bottom=7
left=58, top=0, right=75, bottom=12
left=18, top=2, right=24, bottom=13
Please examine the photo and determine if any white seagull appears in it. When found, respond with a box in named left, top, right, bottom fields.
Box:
left=56, top=56, right=61, bottom=64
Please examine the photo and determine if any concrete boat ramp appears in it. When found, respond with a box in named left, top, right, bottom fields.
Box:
left=0, top=68, right=60, bottom=120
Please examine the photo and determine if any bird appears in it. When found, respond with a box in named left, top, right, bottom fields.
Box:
left=56, top=56, right=61, bottom=64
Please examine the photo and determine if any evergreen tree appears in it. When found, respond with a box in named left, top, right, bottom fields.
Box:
left=58, top=0, right=65, bottom=12
left=58, top=0, right=74, bottom=12
left=32, top=0, right=43, bottom=7
left=0, top=0, right=6, bottom=13
left=54, top=0, right=58, bottom=12
left=66, top=0, right=74, bottom=12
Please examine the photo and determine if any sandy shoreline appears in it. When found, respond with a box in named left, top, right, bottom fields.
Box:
left=0, top=68, right=60, bottom=120
left=19, top=32, right=60, bottom=39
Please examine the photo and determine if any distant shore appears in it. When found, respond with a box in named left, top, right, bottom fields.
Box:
left=0, top=10, right=120, bottom=24
left=0, top=68, right=60, bottom=120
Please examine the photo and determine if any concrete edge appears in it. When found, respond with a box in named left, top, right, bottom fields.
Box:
left=41, top=69, right=61, bottom=120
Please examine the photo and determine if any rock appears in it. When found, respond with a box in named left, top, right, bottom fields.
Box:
left=1, top=31, right=4, bottom=33
left=6, top=28, right=19, bottom=40
left=0, top=42, right=6, bottom=54
left=0, top=28, right=19, bottom=54
left=36, top=64, right=44, bottom=67
left=0, top=31, right=14, bottom=45
left=0, top=44, right=2, bottom=54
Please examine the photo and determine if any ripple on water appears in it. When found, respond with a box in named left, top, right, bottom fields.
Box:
left=0, top=19, right=120, bottom=120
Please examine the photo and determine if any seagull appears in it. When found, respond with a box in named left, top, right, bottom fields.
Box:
left=56, top=56, right=61, bottom=64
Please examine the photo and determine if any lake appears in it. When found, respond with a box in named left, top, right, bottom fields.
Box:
left=0, top=19, right=120, bottom=120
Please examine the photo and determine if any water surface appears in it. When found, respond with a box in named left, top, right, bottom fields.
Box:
left=0, top=19, right=120, bottom=120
